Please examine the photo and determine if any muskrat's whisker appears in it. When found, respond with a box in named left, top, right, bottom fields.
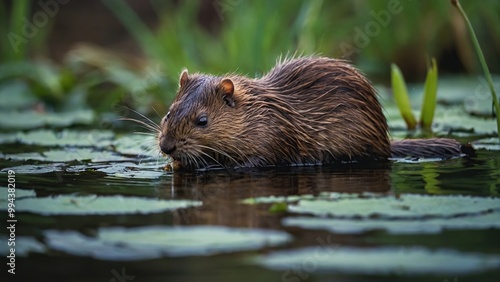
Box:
left=120, top=117, right=160, bottom=133
left=151, top=106, right=162, bottom=119
left=127, top=108, right=162, bottom=130
left=188, top=154, right=201, bottom=169
left=197, top=144, right=239, bottom=166
left=191, top=151, right=210, bottom=170
left=197, top=150, right=226, bottom=169
left=133, top=132, right=158, bottom=137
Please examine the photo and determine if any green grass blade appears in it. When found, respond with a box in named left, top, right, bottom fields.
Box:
left=391, top=64, right=417, bottom=130
left=451, top=0, right=500, bottom=140
left=420, top=58, right=438, bottom=129
left=8, top=0, right=30, bottom=61
left=102, top=0, right=169, bottom=65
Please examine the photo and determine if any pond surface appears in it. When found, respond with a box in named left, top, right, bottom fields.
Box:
left=1, top=79, right=500, bottom=281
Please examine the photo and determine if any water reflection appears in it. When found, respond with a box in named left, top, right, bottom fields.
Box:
left=156, top=164, right=392, bottom=228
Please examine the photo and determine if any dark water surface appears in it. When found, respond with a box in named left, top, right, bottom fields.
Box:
left=1, top=143, right=499, bottom=281
left=2, top=82, right=500, bottom=281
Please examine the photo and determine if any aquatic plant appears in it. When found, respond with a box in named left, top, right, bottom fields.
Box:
left=391, top=60, right=438, bottom=131
left=451, top=0, right=500, bottom=140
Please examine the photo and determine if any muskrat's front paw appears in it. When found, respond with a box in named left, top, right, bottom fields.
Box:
left=164, top=159, right=182, bottom=172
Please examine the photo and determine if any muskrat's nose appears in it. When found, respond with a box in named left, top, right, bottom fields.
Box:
left=160, top=142, right=176, bottom=155
left=160, top=143, right=176, bottom=155
left=159, top=135, right=176, bottom=155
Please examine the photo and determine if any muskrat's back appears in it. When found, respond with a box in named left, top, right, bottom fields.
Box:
left=158, top=56, right=460, bottom=170
left=249, top=57, right=391, bottom=163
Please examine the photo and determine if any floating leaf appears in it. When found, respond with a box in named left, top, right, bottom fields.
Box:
left=472, top=138, right=500, bottom=151
left=0, top=236, right=45, bottom=257
left=9, top=195, right=202, bottom=215
left=113, top=134, right=159, bottom=158
left=44, top=226, right=292, bottom=260
left=242, top=192, right=362, bottom=205
left=0, top=188, right=36, bottom=203
left=0, top=81, right=39, bottom=110
left=288, top=194, right=500, bottom=218
left=3, top=148, right=132, bottom=162
left=0, top=163, right=65, bottom=174
left=0, top=110, right=94, bottom=129
left=241, top=194, right=316, bottom=205
left=0, top=129, right=114, bottom=147
left=283, top=212, right=500, bottom=234
left=256, top=246, right=500, bottom=275
left=269, top=202, right=288, bottom=213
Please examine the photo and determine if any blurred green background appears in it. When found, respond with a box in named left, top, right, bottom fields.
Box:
left=0, top=0, right=499, bottom=121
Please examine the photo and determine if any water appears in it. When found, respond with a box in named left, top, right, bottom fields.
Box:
left=1, top=82, right=500, bottom=281
left=1, top=146, right=499, bottom=281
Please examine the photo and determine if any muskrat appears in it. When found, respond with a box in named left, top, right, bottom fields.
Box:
left=158, top=56, right=464, bottom=170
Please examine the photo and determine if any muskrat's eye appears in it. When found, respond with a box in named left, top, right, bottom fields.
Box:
left=162, top=111, right=170, bottom=124
left=196, top=115, right=208, bottom=127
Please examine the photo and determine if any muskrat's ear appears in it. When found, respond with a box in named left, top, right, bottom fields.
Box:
left=179, top=69, right=189, bottom=88
left=220, top=78, right=235, bottom=107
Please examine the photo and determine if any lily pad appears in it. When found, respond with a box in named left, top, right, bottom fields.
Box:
left=98, top=163, right=164, bottom=179
left=0, top=110, right=94, bottom=129
left=0, top=81, right=40, bottom=110
left=44, top=225, right=292, bottom=260
left=0, top=188, right=36, bottom=203
left=283, top=212, right=500, bottom=234
left=9, top=195, right=202, bottom=215
left=389, top=157, right=456, bottom=163
left=114, top=134, right=159, bottom=158
left=256, top=246, right=500, bottom=275
left=0, top=236, right=46, bottom=256
left=472, top=137, right=500, bottom=151
left=66, top=161, right=164, bottom=178
left=3, top=148, right=132, bottom=162
left=0, top=163, right=65, bottom=174
left=0, top=129, right=114, bottom=147
left=288, top=194, right=500, bottom=218
left=241, top=194, right=315, bottom=205
left=241, top=193, right=359, bottom=205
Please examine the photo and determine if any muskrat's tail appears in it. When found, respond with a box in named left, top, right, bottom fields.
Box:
left=390, top=138, right=473, bottom=159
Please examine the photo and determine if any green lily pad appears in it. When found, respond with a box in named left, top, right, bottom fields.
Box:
left=256, top=246, right=500, bottom=275
left=0, top=188, right=36, bottom=203
left=389, top=156, right=458, bottom=163
left=3, top=148, right=132, bottom=162
left=384, top=102, right=498, bottom=135
left=0, top=81, right=40, bottom=110
left=241, top=194, right=315, bottom=205
left=288, top=194, right=500, bottom=218
left=8, top=195, right=202, bottom=215
left=44, top=226, right=292, bottom=260
left=0, top=163, right=65, bottom=174
left=283, top=212, right=500, bottom=234
left=241, top=193, right=358, bottom=205
left=472, top=138, right=500, bottom=151
left=63, top=161, right=164, bottom=178
left=98, top=163, right=164, bottom=179
left=0, top=110, right=94, bottom=129
left=0, top=236, right=46, bottom=256
left=0, top=129, right=114, bottom=147
left=114, top=134, right=159, bottom=158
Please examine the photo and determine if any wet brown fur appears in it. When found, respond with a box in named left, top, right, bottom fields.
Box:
left=158, top=56, right=462, bottom=170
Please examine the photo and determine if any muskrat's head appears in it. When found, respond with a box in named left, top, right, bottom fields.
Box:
left=158, top=70, right=243, bottom=170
